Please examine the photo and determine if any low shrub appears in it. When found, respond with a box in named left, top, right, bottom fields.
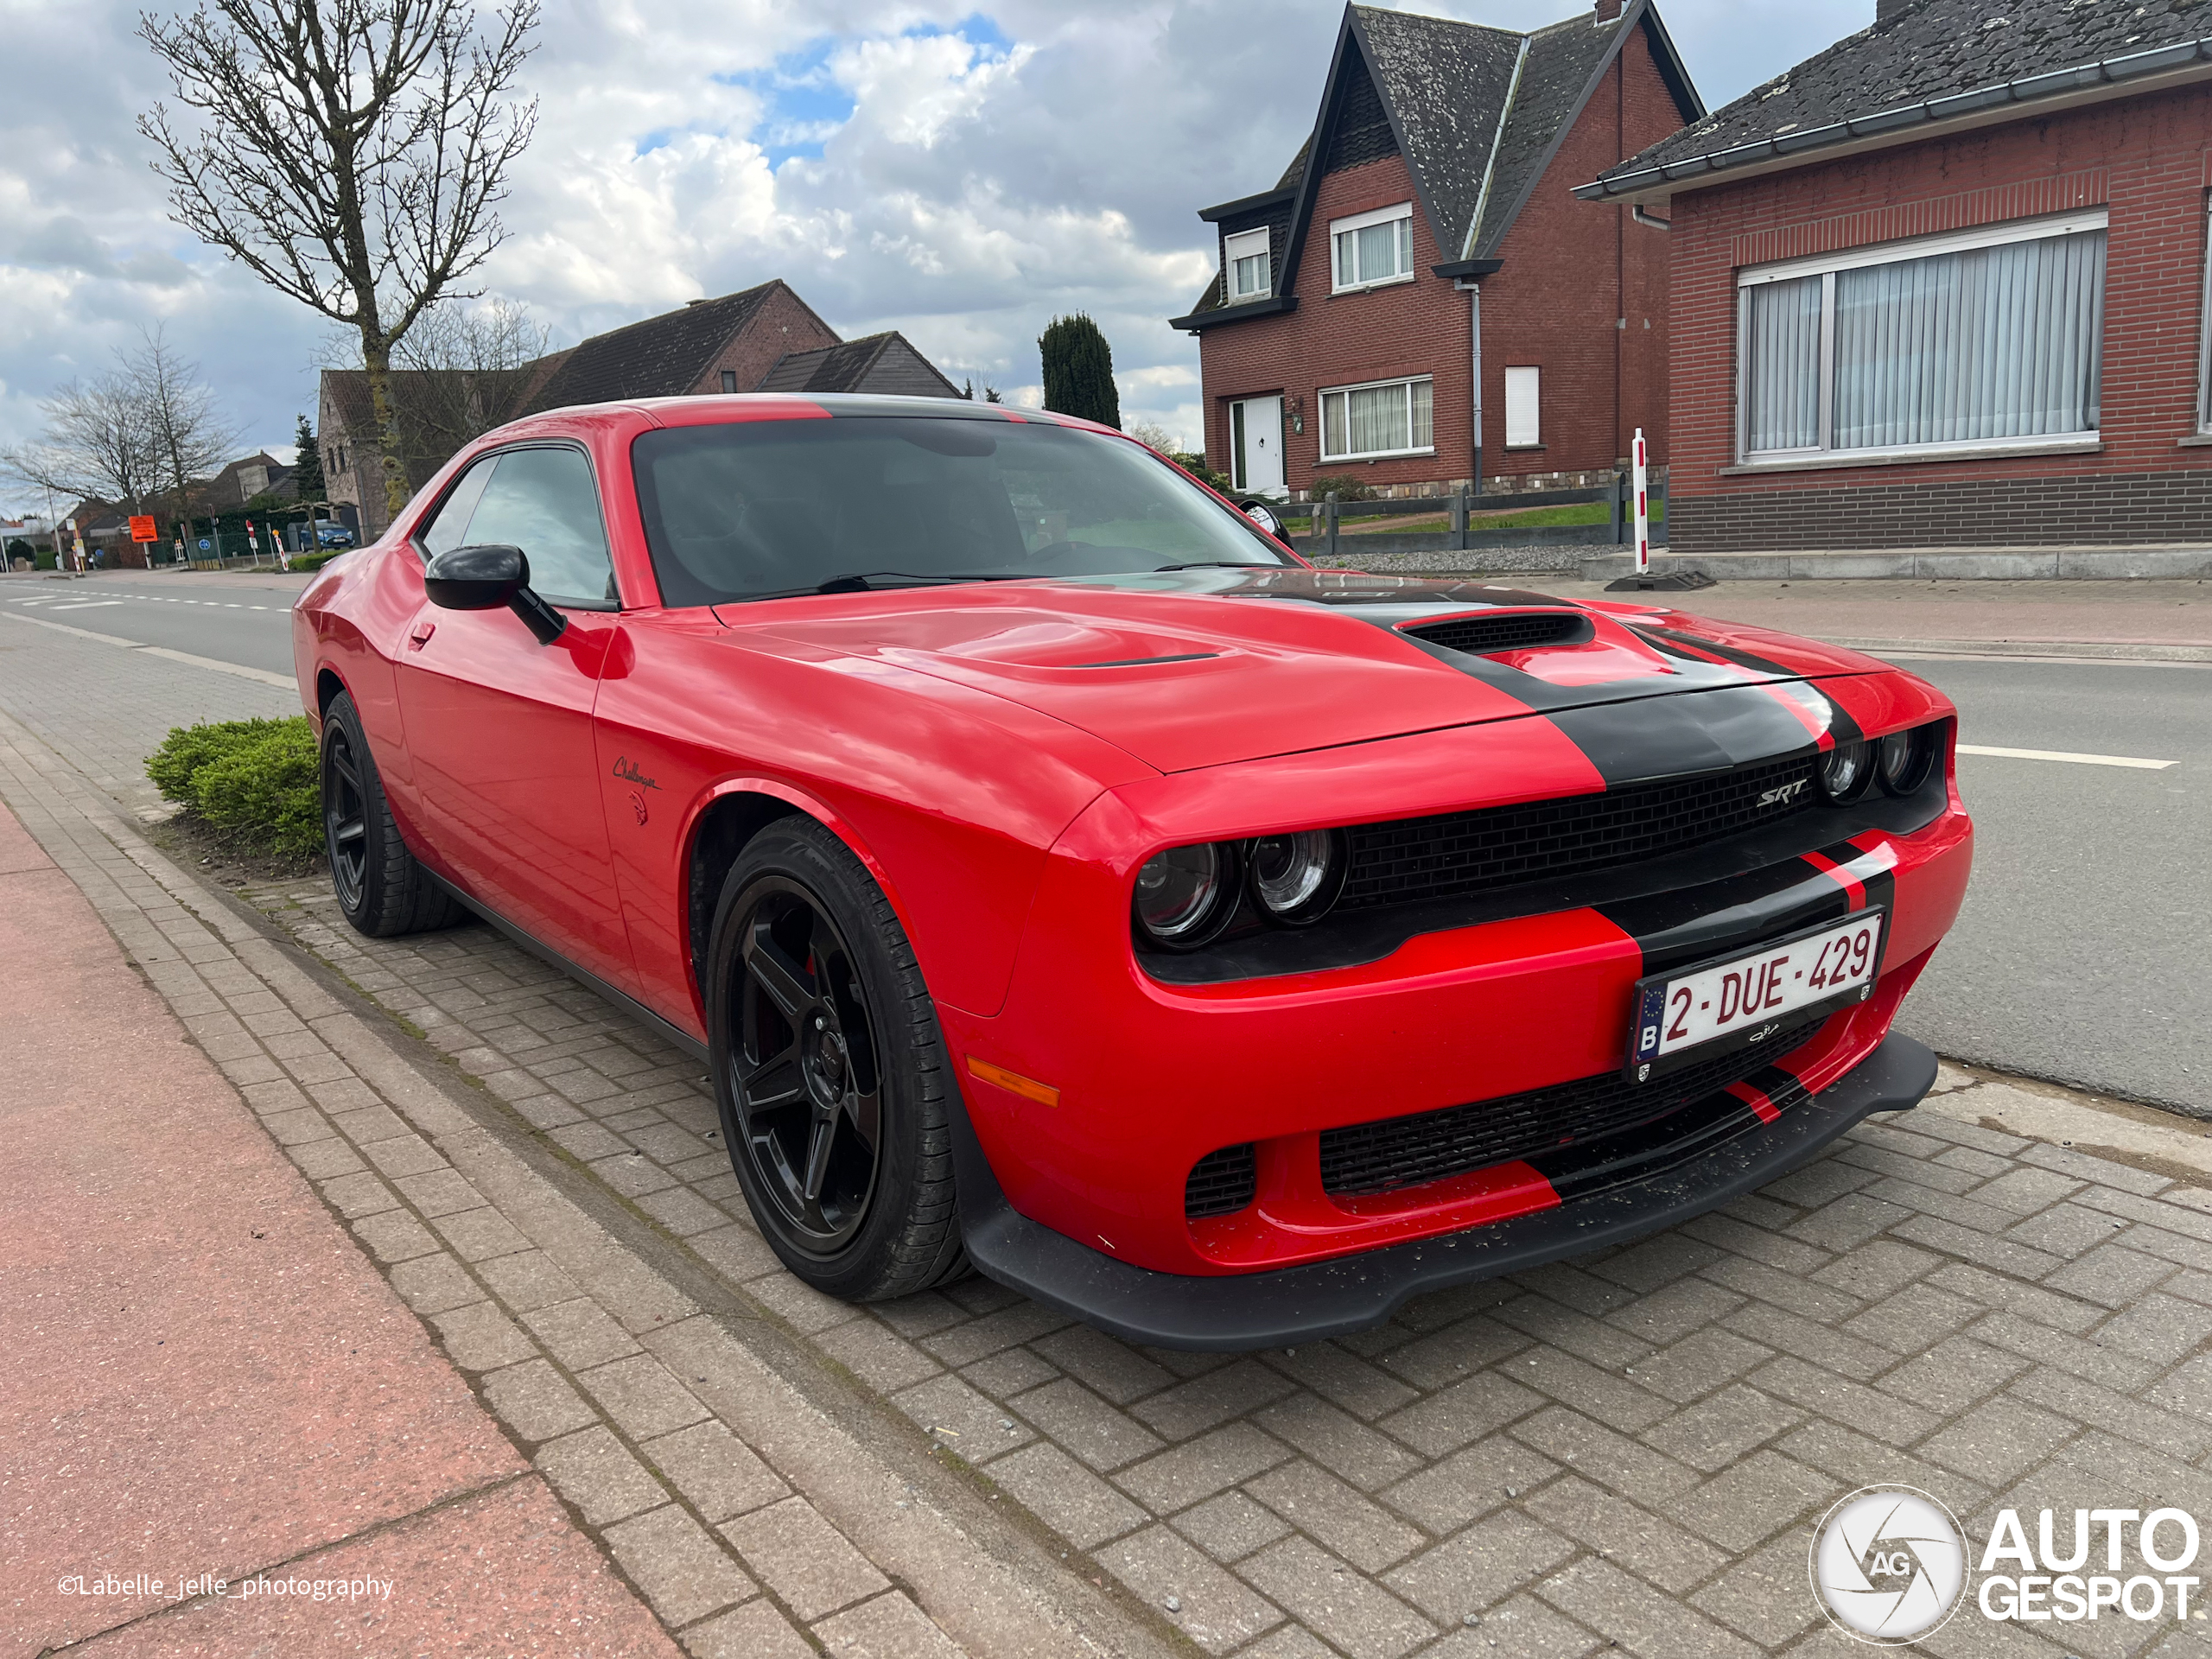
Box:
left=148, top=716, right=322, bottom=859
left=287, top=547, right=346, bottom=573
left=1308, top=473, right=1378, bottom=502
left=1170, top=451, right=1236, bottom=496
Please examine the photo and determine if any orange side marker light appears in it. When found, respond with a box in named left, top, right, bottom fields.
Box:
left=965, top=1056, right=1060, bottom=1109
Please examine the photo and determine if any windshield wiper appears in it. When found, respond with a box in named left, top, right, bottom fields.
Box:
left=731, top=571, right=1032, bottom=602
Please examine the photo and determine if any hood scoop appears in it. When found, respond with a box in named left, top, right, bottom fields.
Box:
left=1400, top=610, right=1592, bottom=656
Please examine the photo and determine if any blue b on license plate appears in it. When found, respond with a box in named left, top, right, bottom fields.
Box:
left=1625, top=909, right=1886, bottom=1083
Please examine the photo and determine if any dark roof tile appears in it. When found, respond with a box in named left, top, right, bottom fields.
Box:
left=755, top=332, right=963, bottom=398
left=1355, top=5, right=1526, bottom=260
left=1608, top=0, right=2212, bottom=183
left=530, top=280, right=785, bottom=410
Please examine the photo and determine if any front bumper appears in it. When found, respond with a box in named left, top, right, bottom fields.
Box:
left=953, top=1031, right=1938, bottom=1351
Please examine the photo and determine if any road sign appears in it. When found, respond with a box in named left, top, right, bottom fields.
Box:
left=129, top=515, right=157, bottom=543
left=198, top=538, right=211, bottom=551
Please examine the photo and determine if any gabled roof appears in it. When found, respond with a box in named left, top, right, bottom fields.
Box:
left=1584, top=0, right=2212, bottom=201
left=754, top=332, right=965, bottom=399
left=528, top=280, right=827, bottom=410
left=1175, top=2, right=1701, bottom=330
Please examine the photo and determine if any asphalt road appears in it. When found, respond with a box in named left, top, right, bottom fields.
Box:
left=3, top=569, right=2201, bottom=1110
left=0, top=569, right=305, bottom=677
left=1885, top=651, right=2209, bottom=1115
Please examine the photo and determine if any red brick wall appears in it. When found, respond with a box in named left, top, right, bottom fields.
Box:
left=1194, top=22, right=1686, bottom=496
left=1667, top=82, right=2212, bottom=550
left=1478, top=34, right=1681, bottom=476
left=1201, top=151, right=1471, bottom=497
left=691, top=285, right=842, bottom=395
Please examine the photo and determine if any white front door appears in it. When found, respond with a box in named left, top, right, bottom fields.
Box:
left=1230, top=396, right=1286, bottom=499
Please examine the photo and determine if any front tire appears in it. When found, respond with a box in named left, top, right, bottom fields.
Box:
left=708, top=818, right=967, bottom=1301
left=320, top=690, right=461, bottom=938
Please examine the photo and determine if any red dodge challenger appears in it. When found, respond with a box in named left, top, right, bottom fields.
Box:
left=293, top=394, right=1972, bottom=1349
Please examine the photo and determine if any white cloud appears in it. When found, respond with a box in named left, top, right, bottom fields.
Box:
left=0, top=0, right=1872, bottom=511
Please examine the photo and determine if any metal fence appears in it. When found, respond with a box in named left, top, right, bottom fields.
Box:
left=1272, top=472, right=1668, bottom=558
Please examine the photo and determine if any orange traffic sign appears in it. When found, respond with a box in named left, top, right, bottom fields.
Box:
left=128, top=515, right=157, bottom=543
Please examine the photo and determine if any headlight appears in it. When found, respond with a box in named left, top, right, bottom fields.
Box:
left=1877, top=724, right=1937, bottom=795
left=1818, top=738, right=1872, bottom=803
left=1247, top=829, right=1347, bottom=925
left=1133, top=842, right=1240, bottom=949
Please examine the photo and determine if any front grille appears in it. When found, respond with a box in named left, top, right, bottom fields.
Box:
left=1185, top=1142, right=1257, bottom=1219
left=1342, top=753, right=1818, bottom=912
left=1402, top=611, right=1589, bottom=655
left=1319, top=1015, right=1827, bottom=1198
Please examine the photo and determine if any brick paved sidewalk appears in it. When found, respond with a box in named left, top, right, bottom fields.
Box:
left=9, top=614, right=2212, bottom=1657
left=0, top=697, right=1165, bottom=1659
left=0, top=795, right=678, bottom=1657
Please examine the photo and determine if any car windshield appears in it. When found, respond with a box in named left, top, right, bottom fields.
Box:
left=631, top=414, right=1294, bottom=607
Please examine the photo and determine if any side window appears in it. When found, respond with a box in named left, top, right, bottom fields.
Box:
left=420, top=456, right=498, bottom=556
left=458, top=447, right=619, bottom=608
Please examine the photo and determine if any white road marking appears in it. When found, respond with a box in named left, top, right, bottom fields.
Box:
left=45, top=601, right=125, bottom=611
left=1957, top=743, right=2176, bottom=771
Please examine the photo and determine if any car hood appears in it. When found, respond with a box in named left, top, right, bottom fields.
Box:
left=720, top=568, right=1888, bottom=774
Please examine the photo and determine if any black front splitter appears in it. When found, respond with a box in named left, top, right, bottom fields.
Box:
left=951, top=1033, right=1937, bottom=1352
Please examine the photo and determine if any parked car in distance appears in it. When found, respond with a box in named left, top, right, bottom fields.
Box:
left=291, top=393, right=1972, bottom=1349
left=315, top=524, right=356, bottom=548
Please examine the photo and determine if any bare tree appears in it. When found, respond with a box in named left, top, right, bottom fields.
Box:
left=391, top=293, right=551, bottom=454
left=0, top=372, right=162, bottom=518
left=138, top=0, right=541, bottom=522
left=126, top=326, right=240, bottom=518
left=1126, top=419, right=1183, bottom=455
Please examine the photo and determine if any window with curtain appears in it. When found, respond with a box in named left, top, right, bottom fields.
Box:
left=1330, top=204, right=1415, bottom=290
left=1738, top=215, right=2107, bottom=461
left=1319, top=377, right=1433, bottom=461
left=1225, top=228, right=1271, bottom=302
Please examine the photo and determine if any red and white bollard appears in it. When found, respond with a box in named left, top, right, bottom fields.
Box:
left=1633, top=428, right=1649, bottom=577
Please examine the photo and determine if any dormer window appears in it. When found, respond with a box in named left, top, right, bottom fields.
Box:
left=1225, top=228, right=1272, bottom=302
left=1331, top=202, right=1415, bottom=292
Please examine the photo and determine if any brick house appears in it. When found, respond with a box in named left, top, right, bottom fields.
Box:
left=320, top=280, right=963, bottom=538
left=1579, top=0, right=2212, bottom=555
left=1172, top=0, right=1703, bottom=501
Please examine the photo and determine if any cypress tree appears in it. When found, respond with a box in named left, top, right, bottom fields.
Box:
left=291, top=413, right=326, bottom=499
left=1038, top=315, right=1122, bottom=429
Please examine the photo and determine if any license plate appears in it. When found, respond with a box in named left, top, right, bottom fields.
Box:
left=1625, top=909, right=1886, bottom=1083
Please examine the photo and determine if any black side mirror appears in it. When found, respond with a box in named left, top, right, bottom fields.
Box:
left=1236, top=499, right=1288, bottom=541
left=423, top=543, right=567, bottom=645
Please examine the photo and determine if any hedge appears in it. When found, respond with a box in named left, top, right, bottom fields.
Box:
left=287, top=547, right=346, bottom=573
left=148, top=716, right=322, bottom=859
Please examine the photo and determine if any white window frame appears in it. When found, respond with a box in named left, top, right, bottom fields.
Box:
left=2198, top=199, right=2212, bottom=434
left=1504, top=367, right=1541, bottom=449
left=1225, top=227, right=1272, bottom=303
left=1734, top=208, right=2109, bottom=467
left=1317, top=374, right=1434, bottom=462
left=1330, top=202, right=1417, bottom=294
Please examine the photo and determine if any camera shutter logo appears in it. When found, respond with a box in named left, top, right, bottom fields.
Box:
left=1810, top=1485, right=1968, bottom=1644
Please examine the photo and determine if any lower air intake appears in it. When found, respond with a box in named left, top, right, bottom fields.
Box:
left=1319, top=1016, right=1827, bottom=1197
left=1185, top=1142, right=1257, bottom=1219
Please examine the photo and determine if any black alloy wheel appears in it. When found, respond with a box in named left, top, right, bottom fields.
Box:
left=321, top=719, right=370, bottom=912
left=706, top=817, right=967, bottom=1301
left=729, top=880, right=883, bottom=1252
left=316, top=690, right=461, bottom=938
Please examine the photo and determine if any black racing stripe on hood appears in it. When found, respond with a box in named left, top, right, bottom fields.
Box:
left=1823, top=690, right=1866, bottom=748
left=1545, top=684, right=1821, bottom=789
left=1630, top=625, right=1799, bottom=677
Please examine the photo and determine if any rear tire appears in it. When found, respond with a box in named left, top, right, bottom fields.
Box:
left=320, top=690, right=462, bottom=938
left=708, top=817, right=968, bottom=1301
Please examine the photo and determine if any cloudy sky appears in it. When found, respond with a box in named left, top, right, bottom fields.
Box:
left=0, top=0, right=1872, bottom=509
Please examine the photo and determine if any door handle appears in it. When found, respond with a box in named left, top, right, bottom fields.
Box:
left=408, top=621, right=436, bottom=650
